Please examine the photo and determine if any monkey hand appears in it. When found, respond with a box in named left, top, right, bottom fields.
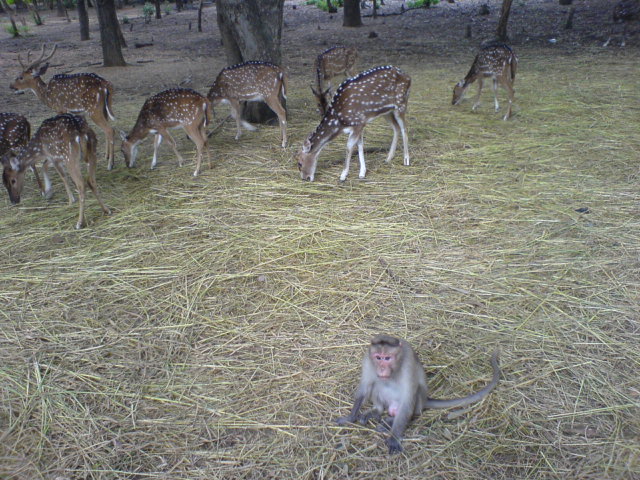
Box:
left=386, top=436, right=403, bottom=454
left=336, top=415, right=355, bottom=426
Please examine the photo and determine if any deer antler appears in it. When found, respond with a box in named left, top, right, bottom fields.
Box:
left=21, top=43, right=58, bottom=72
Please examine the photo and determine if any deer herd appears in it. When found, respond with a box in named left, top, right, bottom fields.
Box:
left=20, top=24, right=621, bottom=229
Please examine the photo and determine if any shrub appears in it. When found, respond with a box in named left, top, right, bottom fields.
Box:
left=408, top=0, right=439, bottom=7
left=142, top=2, right=154, bottom=23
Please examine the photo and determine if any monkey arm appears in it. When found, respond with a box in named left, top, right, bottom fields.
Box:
left=336, top=393, right=366, bottom=425
left=423, top=349, right=500, bottom=410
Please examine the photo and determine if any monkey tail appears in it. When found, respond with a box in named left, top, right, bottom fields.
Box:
left=423, top=349, right=500, bottom=410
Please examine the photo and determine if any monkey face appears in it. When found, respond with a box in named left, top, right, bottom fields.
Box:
left=371, top=349, right=398, bottom=379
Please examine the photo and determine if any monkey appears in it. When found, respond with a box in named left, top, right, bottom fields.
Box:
left=336, top=334, right=500, bottom=454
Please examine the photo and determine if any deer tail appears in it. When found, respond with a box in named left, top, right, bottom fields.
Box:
left=279, top=71, right=288, bottom=100
left=510, top=54, right=518, bottom=82
left=104, top=86, right=116, bottom=121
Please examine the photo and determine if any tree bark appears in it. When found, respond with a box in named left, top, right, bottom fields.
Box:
left=0, top=0, right=20, bottom=36
left=197, top=0, right=204, bottom=32
left=343, top=0, right=362, bottom=26
left=55, top=0, right=65, bottom=16
left=216, top=0, right=285, bottom=123
left=496, top=0, right=513, bottom=41
left=154, top=0, right=161, bottom=19
left=96, top=0, right=126, bottom=66
left=78, top=0, right=90, bottom=39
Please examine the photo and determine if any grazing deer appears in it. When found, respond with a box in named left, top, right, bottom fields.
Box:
left=7, top=114, right=110, bottom=229
left=9, top=44, right=117, bottom=170
left=311, top=46, right=358, bottom=115
left=120, top=88, right=211, bottom=177
left=297, top=65, right=411, bottom=182
left=1, top=112, right=43, bottom=202
left=452, top=42, right=518, bottom=121
left=207, top=61, right=288, bottom=148
left=603, top=0, right=640, bottom=47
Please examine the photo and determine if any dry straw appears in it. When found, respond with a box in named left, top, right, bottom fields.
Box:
left=1, top=17, right=639, bottom=480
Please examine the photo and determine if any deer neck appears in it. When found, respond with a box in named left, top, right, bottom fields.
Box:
left=307, top=110, right=343, bottom=155
left=31, top=77, right=56, bottom=109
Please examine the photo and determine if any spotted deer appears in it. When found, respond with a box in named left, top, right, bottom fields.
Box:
left=297, top=65, right=411, bottom=182
left=1, top=112, right=43, bottom=202
left=452, top=42, right=518, bottom=121
left=120, top=88, right=211, bottom=177
left=207, top=61, right=288, bottom=148
left=7, top=114, right=110, bottom=229
left=311, top=46, right=358, bottom=115
left=9, top=44, right=117, bottom=170
left=603, top=0, right=640, bottom=47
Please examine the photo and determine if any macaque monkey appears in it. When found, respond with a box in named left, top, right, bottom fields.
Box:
left=337, top=334, right=500, bottom=454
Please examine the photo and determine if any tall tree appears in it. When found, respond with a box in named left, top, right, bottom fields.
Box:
left=0, top=0, right=20, bottom=36
left=154, top=0, right=161, bottom=19
left=343, top=0, right=362, bottom=27
left=78, top=0, right=90, bottom=40
left=216, top=0, right=285, bottom=122
left=496, top=0, right=513, bottom=41
left=96, top=0, right=126, bottom=66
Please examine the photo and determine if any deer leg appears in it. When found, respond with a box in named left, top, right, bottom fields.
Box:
left=52, top=160, right=76, bottom=205
left=151, top=133, right=163, bottom=169
left=266, top=95, right=288, bottom=148
left=472, top=79, right=484, bottom=111
left=64, top=155, right=86, bottom=229
left=384, top=113, right=400, bottom=163
left=91, top=111, right=115, bottom=170
left=229, top=99, right=256, bottom=140
left=394, top=110, right=410, bottom=166
left=41, top=160, right=54, bottom=200
left=86, top=153, right=111, bottom=216
left=30, top=165, right=44, bottom=195
left=184, top=125, right=206, bottom=177
left=492, top=77, right=500, bottom=112
left=340, top=128, right=361, bottom=182
left=356, top=133, right=366, bottom=179
left=162, top=130, right=185, bottom=167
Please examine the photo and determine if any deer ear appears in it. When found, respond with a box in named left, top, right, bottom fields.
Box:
left=302, top=139, right=311, bottom=153
left=10, top=156, right=20, bottom=171
left=34, top=63, right=49, bottom=78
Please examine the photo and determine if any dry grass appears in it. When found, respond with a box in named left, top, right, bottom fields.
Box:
left=1, top=1, right=640, bottom=479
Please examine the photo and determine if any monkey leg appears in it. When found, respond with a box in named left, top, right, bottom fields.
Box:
left=375, top=416, right=394, bottom=432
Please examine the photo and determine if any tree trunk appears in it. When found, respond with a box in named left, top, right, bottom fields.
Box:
left=176, top=0, right=183, bottom=11
left=55, top=0, right=65, bottom=16
left=78, top=0, right=90, bottom=40
left=496, top=0, right=513, bottom=41
left=27, top=0, right=44, bottom=25
left=216, top=0, right=285, bottom=123
left=343, top=0, right=362, bottom=27
left=0, top=0, right=20, bottom=36
left=96, top=0, right=126, bottom=66
left=326, top=0, right=336, bottom=14
left=197, top=0, right=204, bottom=32
left=154, top=0, right=161, bottom=19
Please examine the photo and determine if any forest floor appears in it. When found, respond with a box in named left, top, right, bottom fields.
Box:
left=1, top=1, right=639, bottom=479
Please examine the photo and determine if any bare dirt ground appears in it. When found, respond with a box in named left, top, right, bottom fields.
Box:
left=1, top=1, right=639, bottom=479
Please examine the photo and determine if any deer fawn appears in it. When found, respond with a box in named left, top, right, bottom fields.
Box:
left=7, top=114, right=110, bottom=229
left=9, top=44, right=117, bottom=170
left=1, top=112, right=43, bottom=202
left=603, top=0, right=640, bottom=47
left=121, top=88, right=211, bottom=177
left=452, top=42, right=518, bottom=121
left=311, top=46, right=358, bottom=115
left=207, top=61, right=288, bottom=148
left=297, top=65, right=411, bottom=182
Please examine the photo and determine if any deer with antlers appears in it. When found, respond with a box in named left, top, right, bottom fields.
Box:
left=1, top=112, right=44, bottom=202
left=120, top=88, right=211, bottom=177
left=207, top=61, right=288, bottom=148
left=9, top=44, right=117, bottom=170
left=6, top=114, right=110, bottom=229
left=312, top=46, right=358, bottom=115
left=297, top=65, right=411, bottom=182
left=452, top=42, right=518, bottom=121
